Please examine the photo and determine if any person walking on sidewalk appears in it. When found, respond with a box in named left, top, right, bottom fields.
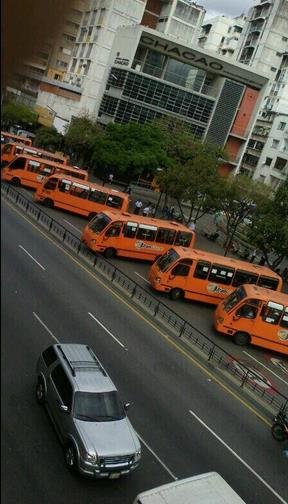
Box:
left=108, top=173, right=114, bottom=184
left=188, top=220, right=196, bottom=232
left=134, top=200, right=143, bottom=215
left=250, top=249, right=257, bottom=263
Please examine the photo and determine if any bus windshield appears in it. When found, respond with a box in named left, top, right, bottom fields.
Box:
left=89, top=213, right=111, bottom=233
left=157, top=248, right=180, bottom=272
left=223, top=286, right=246, bottom=312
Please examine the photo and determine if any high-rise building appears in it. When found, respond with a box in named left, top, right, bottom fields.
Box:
left=234, top=0, right=288, bottom=187
left=198, top=15, right=246, bottom=58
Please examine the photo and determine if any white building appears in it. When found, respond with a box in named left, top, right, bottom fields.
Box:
left=235, top=0, right=288, bottom=187
left=198, top=15, right=245, bottom=58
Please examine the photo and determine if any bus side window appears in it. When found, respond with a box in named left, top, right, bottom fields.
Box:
left=88, top=189, right=107, bottom=204
left=9, top=157, right=26, bottom=170
left=194, top=261, right=211, bottom=280
left=58, top=181, right=71, bottom=192
left=280, top=309, right=288, bottom=329
left=232, top=270, right=258, bottom=287
left=174, top=231, right=192, bottom=247
left=261, top=305, right=283, bottom=325
left=44, top=177, right=58, bottom=190
left=105, top=222, right=122, bottom=237
left=106, top=195, right=123, bottom=209
left=208, top=264, right=235, bottom=285
left=171, top=260, right=192, bottom=277
left=156, top=228, right=176, bottom=244
left=123, top=223, right=137, bottom=238
left=236, top=304, right=258, bottom=319
left=258, top=276, right=279, bottom=290
left=136, top=225, right=157, bottom=242
left=70, top=185, right=88, bottom=199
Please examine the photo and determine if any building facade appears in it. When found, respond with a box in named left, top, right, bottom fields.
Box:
left=198, top=15, right=245, bottom=58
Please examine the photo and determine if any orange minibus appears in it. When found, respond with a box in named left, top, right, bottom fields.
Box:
left=1, top=131, right=32, bottom=146
left=1, top=142, right=69, bottom=168
left=81, top=210, right=195, bottom=260
left=214, top=284, right=288, bottom=354
left=34, top=174, right=130, bottom=218
left=1, top=154, right=88, bottom=189
left=148, top=247, right=282, bottom=303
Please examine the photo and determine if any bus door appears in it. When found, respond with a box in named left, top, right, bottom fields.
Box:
left=102, top=221, right=123, bottom=256
left=167, top=259, right=193, bottom=299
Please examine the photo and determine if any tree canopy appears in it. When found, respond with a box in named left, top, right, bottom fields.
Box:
left=1, top=101, right=38, bottom=128
left=34, top=126, right=63, bottom=152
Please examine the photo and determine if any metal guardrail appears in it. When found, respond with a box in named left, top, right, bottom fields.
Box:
left=2, top=182, right=287, bottom=416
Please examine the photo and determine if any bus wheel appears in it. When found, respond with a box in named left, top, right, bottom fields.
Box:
left=170, top=288, right=183, bottom=301
left=104, top=248, right=115, bottom=259
left=88, top=212, right=96, bottom=221
left=233, top=332, right=251, bottom=346
left=43, top=198, right=54, bottom=208
left=11, top=177, right=21, bottom=186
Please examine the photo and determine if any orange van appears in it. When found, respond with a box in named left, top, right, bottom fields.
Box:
left=1, top=142, right=69, bottom=168
left=1, top=131, right=32, bottom=146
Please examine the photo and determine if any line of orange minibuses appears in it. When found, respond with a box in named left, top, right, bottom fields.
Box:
left=1, top=131, right=286, bottom=354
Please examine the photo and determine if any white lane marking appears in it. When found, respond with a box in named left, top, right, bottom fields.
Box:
left=136, top=431, right=178, bottom=481
left=189, top=409, right=287, bottom=504
left=134, top=271, right=150, bottom=284
left=88, top=312, right=127, bottom=350
left=243, top=351, right=288, bottom=386
left=19, top=245, right=46, bottom=271
left=33, top=312, right=59, bottom=343
left=63, top=219, right=82, bottom=233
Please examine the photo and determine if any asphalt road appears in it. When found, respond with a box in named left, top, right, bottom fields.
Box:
left=1, top=198, right=288, bottom=504
left=15, top=185, right=288, bottom=398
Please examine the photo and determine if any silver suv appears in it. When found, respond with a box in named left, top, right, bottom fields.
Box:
left=36, top=343, right=141, bottom=478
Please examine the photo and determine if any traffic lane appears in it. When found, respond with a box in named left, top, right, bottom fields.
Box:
left=3, top=190, right=288, bottom=394
left=1, top=208, right=173, bottom=504
left=2, top=201, right=287, bottom=503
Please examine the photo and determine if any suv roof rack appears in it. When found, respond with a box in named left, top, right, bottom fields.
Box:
left=57, top=345, right=107, bottom=377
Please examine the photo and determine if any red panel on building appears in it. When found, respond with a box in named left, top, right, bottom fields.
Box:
left=231, top=88, right=259, bottom=137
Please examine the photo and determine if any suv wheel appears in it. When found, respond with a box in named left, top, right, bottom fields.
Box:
left=233, top=331, right=251, bottom=346
left=36, top=379, right=45, bottom=405
left=65, top=443, right=77, bottom=471
left=170, top=288, right=183, bottom=301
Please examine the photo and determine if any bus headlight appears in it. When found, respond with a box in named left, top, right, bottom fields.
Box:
left=85, top=452, right=98, bottom=465
left=155, top=277, right=161, bottom=283
left=90, top=240, right=96, bottom=244
left=217, top=317, right=224, bottom=324
left=134, top=449, right=141, bottom=462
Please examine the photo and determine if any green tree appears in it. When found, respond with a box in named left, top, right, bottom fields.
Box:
left=34, top=126, right=63, bottom=152
left=91, top=122, right=169, bottom=180
left=219, top=175, right=271, bottom=256
left=247, top=179, right=288, bottom=268
left=152, top=117, right=227, bottom=222
left=1, top=101, right=37, bottom=129
left=64, top=115, right=104, bottom=169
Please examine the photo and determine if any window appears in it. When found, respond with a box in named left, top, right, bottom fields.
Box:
left=156, top=228, right=176, bottom=244
left=123, top=222, right=137, bottom=238
left=208, top=264, right=235, bottom=285
left=223, top=286, right=246, bottom=312
left=136, top=224, right=157, bottom=241
left=42, top=346, right=57, bottom=367
left=261, top=302, right=283, bottom=325
left=272, top=139, right=280, bottom=149
left=232, top=270, right=258, bottom=287
left=58, top=179, right=71, bottom=192
left=44, top=177, right=58, bottom=190
left=105, top=222, right=122, bottom=237
left=106, top=195, right=123, bottom=209
left=274, top=157, right=287, bottom=171
left=194, top=261, right=211, bottom=280
left=9, top=157, right=26, bottom=170
left=27, top=161, right=53, bottom=176
left=89, top=213, right=111, bottom=233
left=278, top=122, right=286, bottom=130
left=51, top=365, right=73, bottom=409
left=70, top=183, right=89, bottom=199
left=280, top=309, right=288, bottom=329
left=174, top=231, right=193, bottom=247
left=265, top=157, right=272, bottom=166
left=171, top=260, right=192, bottom=277
left=236, top=303, right=258, bottom=319
left=88, top=189, right=107, bottom=204
left=257, top=276, right=279, bottom=290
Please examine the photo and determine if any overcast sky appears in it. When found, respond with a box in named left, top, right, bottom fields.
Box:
left=200, top=0, right=254, bottom=20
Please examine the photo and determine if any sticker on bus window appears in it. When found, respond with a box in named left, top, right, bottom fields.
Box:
left=29, top=160, right=40, bottom=167
left=36, top=175, right=44, bottom=181
left=278, top=329, right=288, bottom=341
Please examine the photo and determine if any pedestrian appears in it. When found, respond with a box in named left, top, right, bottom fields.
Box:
left=188, top=220, right=196, bottom=232
left=162, top=205, right=169, bottom=219
left=258, top=254, right=266, bottom=266
left=250, top=249, right=257, bottom=263
left=282, top=268, right=288, bottom=282
left=108, top=173, right=114, bottom=184
left=214, top=210, right=222, bottom=230
left=125, top=184, right=132, bottom=194
left=169, top=205, right=175, bottom=219
left=143, top=205, right=151, bottom=217
left=134, top=200, right=143, bottom=215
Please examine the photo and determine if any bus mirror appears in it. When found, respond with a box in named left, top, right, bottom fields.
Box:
left=169, top=274, right=175, bottom=280
left=233, top=314, right=241, bottom=321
